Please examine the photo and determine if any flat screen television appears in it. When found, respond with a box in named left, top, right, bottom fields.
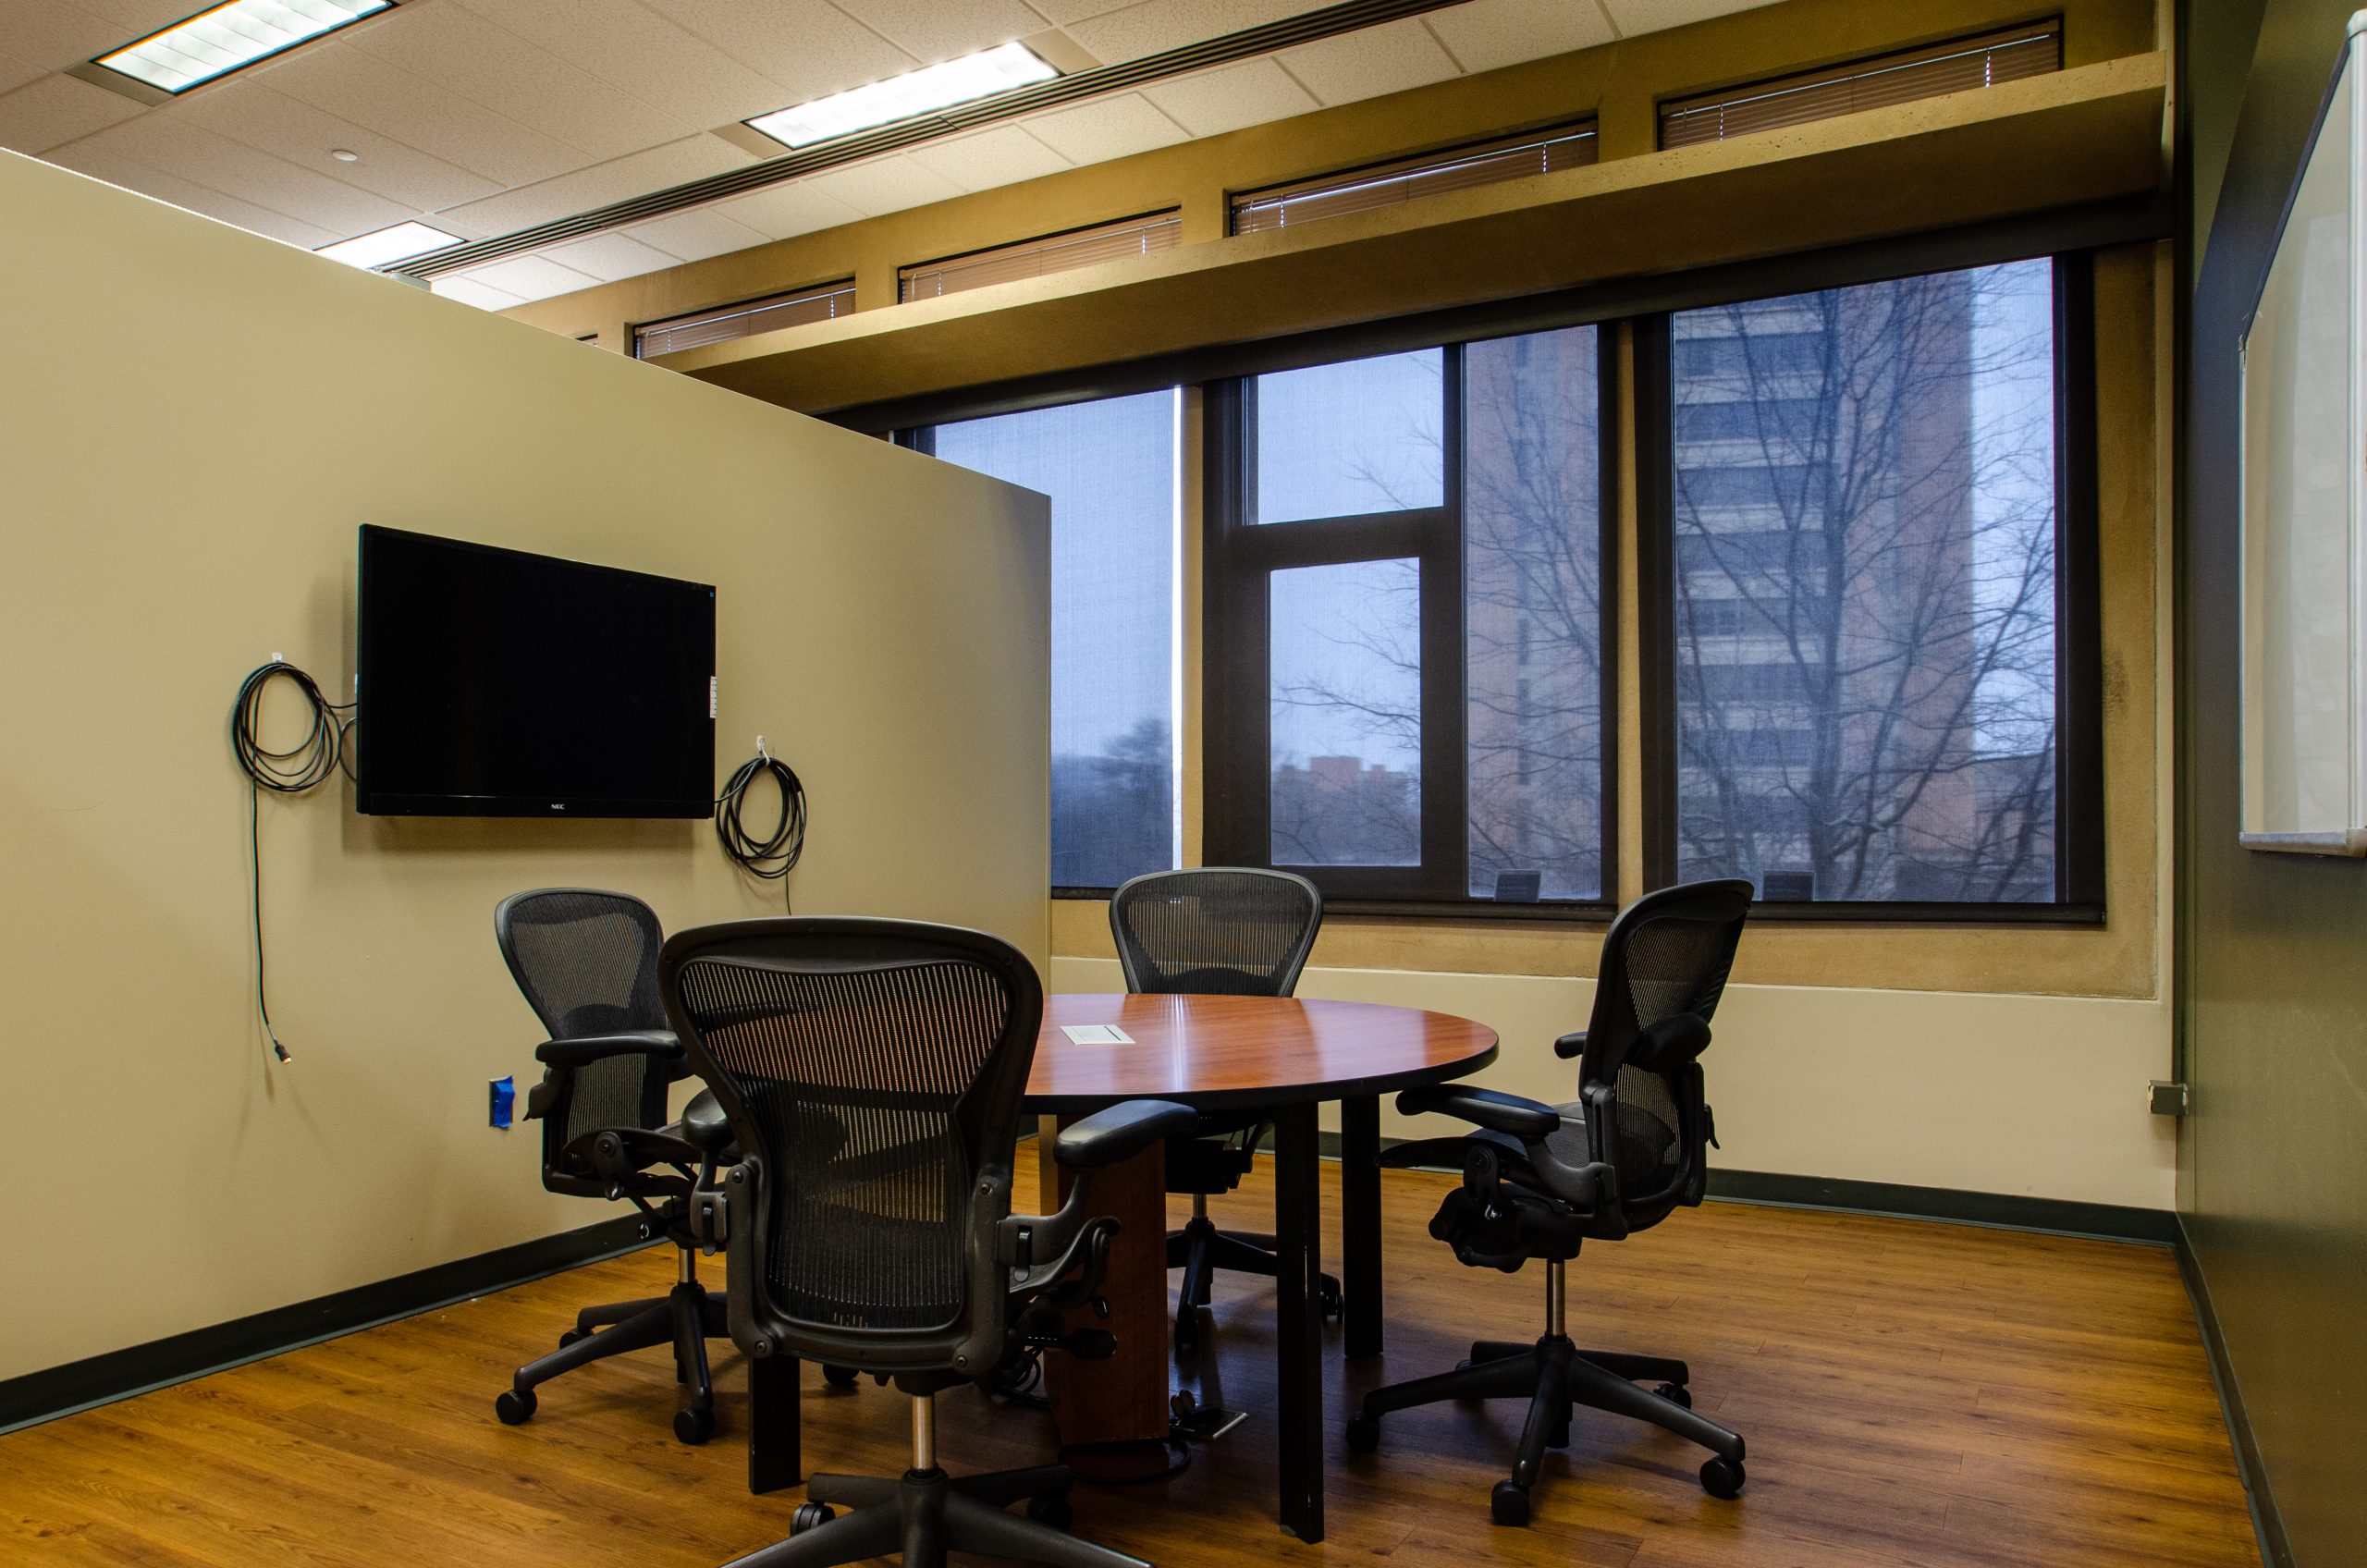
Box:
left=356, top=526, right=716, bottom=817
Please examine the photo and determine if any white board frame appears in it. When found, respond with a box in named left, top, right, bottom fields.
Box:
left=2239, top=13, right=2367, bottom=854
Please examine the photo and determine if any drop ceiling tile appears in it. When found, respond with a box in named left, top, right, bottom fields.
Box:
left=800, top=154, right=965, bottom=218
left=174, top=82, right=502, bottom=212
left=431, top=272, right=531, bottom=309
left=1141, top=56, right=1318, bottom=137
left=43, top=141, right=343, bottom=247
left=0, top=50, right=51, bottom=96
left=714, top=179, right=867, bottom=239
left=1022, top=0, right=1147, bottom=22
left=257, top=42, right=583, bottom=189
left=636, top=0, right=919, bottom=104
left=450, top=251, right=604, bottom=301
left=828, top=0, right=1054, bottom=63
left=622, top=205, right=772, bottom=262
left=438, top=132, right=754, bottom=234
left=1426, top=0, right=1616, bottom=74
left=1065, top=0, right=1321, bottom=67
left=77, top=111, right=415, bottom=233
left=1600, top=0, right=1780, bottom=34
left=452, top=0, right=791, bottom=127
left=67, top=0, right=216, bottom=39
left=342, top=0, right=692, bottom=159
left=0, top=1, right=143, bottom=71
left=1278, top=18, right=1463, bottom=106
left=0, top=73, right=143, bottom=153
left=905, top=124, right=1072, bottom=192
left=537, top=230, right=686, bottom=282
left=1021, top=92, right=1187, bottom=165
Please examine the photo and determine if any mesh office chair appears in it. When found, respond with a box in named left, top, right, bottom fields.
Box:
left=1107, top=868, right=1341, bottom=1352
left=1345, top=879, right=1755, bottom=1526
left=490, top=888, right=738, bottom=1444
left=662, top=917, right=1196, bottom=1568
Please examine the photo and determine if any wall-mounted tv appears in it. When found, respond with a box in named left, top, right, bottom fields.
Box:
left=356, top=526, right=716, bottom=817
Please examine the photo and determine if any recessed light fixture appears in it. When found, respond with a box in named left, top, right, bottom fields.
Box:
left=330, top=148, right=360, bottom=163
left=745, top=41, right=1058, bottom=149
left=94, top=0, right=393, bottom=96
left=315, top=221, right=463, bottom=269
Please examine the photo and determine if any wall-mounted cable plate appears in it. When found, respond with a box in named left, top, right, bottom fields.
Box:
left=489, top=1075, right=515, bottom=1129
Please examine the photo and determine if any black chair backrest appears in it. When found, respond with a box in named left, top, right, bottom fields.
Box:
left=494, top=888, right=674, bottom=1159
left=658, top=918, right=1043, bottom=1371
left=1577, top=879, right=1753, bottom=1224
left=1108, top=867, right=1322, bottom=997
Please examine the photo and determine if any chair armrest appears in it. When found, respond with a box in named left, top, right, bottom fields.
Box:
left=1053, top=1100, right=1198, bottom=1171
left=676, top=1089, right=732, bottom=1155
left=1396, top=1084, right=1559, bottom=1140
left=1629, top=1013, right=1710, bottom=1071
left=535, top=1031, right=681, bottom=1068
left=1553, top=1029, right=1588, bottom=1060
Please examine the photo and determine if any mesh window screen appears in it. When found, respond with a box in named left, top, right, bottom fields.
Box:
left=1231, top=123, right=1598, bottom=235
left=1659, top=22, right=2061, bottom=149
left=675, top=955, right=1011, bottom=1331
left=899, top=212, right=1182, bottom=301
left=634, top=281, right=856, bottom=358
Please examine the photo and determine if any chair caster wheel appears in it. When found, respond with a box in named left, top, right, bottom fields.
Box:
left=1345, top=1415, right=1380, bottom=1454
left=673, top=1407, right=715, bottom=1445
left=822, top=1364, right=860, bottom=1389
left=494, top=1388, right=536, bottom=1426
left=1170, top=1390, right=1196, bottom=1421
left=790, top=1503, right=834, bottom=1537
left=1025, top=1495, right=1073, bottom=1529
left=558, top=1329, right=587, bottom=1349
left=1490, top=1480, right=1530, bottom=1527
left=1318, top=1278, right=1343, bottom=1322
left=1656, top=1381, right=1691, bottom=1409
left=1700, top=1456, right=1746, bottom=1499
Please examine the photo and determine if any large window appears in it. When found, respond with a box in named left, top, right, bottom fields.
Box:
left=922, top=393, right=1183, bottom=890
left=1644, top=256, right=2099, bottom=911
left=1208, top=328, right=1612, bottom=908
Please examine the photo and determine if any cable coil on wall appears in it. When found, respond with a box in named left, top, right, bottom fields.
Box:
left=229, top=658, right=353, bottom=1062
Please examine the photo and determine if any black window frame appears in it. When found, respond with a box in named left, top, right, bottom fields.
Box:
left=1203, top=332, right=1624, bottom=920
left=1634, top=250, right=2104, bottom=924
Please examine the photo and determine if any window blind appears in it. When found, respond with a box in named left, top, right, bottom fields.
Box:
left=632, top=280, right=856, bottom=358
left=1659, top=21, right=2062, bottom=150
left=1230, top=123, right=1599, bottom=236
left=899, top=212, right=1183, bottom=302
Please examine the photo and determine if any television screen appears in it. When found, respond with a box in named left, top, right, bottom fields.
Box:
left=356, top=526, right=715, bottom=817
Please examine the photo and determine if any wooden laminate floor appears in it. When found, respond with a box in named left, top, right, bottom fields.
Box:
left=6, top=1151, right=2260, bottom=1568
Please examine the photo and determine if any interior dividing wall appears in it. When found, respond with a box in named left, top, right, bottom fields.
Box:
left=0, top=150, right=1049, bottom=1381
left=2180, top=2, right=2367, bottom=1563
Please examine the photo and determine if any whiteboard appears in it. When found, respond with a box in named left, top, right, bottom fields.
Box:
left=2240, top=16, right=2367, bottom=854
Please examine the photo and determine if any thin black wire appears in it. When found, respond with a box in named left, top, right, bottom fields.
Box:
left=230, top=661, right=351, bottom=1063
left=715, top=751, right=806, bottom=910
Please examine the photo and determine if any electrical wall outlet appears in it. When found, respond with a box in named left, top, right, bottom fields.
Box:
left=489, top=1075, right=515, bottom=1129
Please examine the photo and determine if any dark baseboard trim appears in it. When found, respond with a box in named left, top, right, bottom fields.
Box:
left=1312, top=1132, right=2176, bottom=1243
left=2176, top=1219, right=2292, bottom=1568
left=0, top=1214, right=657, bottom=1437
left=1701, top=1168, right=2178, bottom=1244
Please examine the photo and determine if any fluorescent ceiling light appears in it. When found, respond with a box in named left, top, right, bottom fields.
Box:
left=315, top=222, right=462, bottom=269
left=96, top=0, right=392, bottom=95
left=746, top=41, right=1058, bottom=149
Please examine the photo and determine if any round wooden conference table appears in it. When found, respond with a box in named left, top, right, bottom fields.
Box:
left=742, top=992, right=1499, bottom=1546
left=1029, top=994, right=1498, bottom=1543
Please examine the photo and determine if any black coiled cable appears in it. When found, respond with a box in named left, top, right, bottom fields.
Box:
left=715, top=747, right=806, bottom=909
left=230, top=661, right=353, bottom=1062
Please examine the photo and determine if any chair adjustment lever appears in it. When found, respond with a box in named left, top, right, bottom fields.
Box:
left=1025, top=1327, right=1115, bottom=1360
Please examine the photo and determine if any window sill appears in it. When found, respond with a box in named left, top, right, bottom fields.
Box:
left=1055, top=887, right=2103, bottom=926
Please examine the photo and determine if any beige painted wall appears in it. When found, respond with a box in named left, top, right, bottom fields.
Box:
left=1051, top=958, right=2176, bottom=1209
left=0, top=150, right=1049, bottom=1379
